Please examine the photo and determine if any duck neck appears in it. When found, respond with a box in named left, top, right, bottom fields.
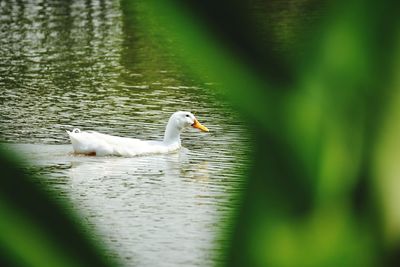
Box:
left=163, top=120, right=182, bottom=145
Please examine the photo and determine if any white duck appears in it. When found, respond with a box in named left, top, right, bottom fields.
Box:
left=67, top=111, right=209, bottom=157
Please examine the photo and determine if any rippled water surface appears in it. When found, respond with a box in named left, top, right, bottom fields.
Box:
left=0, top=1, right=250, bottom=266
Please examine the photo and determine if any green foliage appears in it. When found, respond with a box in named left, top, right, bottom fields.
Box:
left=139, top=0, right=400, bottom=266
left=0, top=146, right=118, bottom=267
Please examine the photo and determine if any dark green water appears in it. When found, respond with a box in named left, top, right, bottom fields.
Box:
left=0, top=1, right=250, bottom=266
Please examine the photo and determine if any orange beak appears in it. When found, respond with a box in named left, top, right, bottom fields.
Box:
left=191, top=119, right=209, bottom=132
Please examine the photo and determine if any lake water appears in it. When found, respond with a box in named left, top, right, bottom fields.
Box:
left=0, top=1, right=250, bottom=266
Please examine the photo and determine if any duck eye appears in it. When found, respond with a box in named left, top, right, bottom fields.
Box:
left=185, top=114, right=190, bottom=117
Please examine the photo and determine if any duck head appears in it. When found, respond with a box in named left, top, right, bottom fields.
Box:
left=163, top=111, right=209, bottom=144
left=174, top=111, right=209, bottom=132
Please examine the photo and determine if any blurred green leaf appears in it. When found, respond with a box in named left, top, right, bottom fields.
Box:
left=137, top=0, right=400, bottom=266
left=0, top=146, right=119, bottom=267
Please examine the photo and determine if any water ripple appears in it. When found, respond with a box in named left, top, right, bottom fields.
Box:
left=0, top=1, right=250, bottom=267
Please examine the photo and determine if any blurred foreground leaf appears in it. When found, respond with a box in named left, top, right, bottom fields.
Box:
left=0, top=145, right=118, bottom=267
left=138, top=0, right=400, bottom=266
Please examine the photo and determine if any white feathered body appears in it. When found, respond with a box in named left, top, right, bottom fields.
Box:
left=67, top=129, right=181, bottom=157
left=66, top=111, right=208, bottom=157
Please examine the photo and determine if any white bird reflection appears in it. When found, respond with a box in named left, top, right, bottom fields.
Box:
left=70, top=148, right=188, bottom=185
